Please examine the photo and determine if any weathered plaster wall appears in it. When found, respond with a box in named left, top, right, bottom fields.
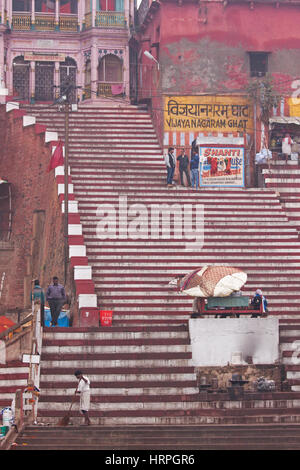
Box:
left=161, top=38, right=249, bottom=94
left=0, top=106, right=71, bottom=312
left=189, top=318, right=279, bottom=366
left=139, top=1, right=300, bottom=99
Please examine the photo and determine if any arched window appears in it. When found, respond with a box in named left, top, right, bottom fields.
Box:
left=12, top=56, right=30, bottom=101
left=98, top=54, right=123, bottom=83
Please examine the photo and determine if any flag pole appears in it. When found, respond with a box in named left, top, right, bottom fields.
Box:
left=64, top=101, right=70, bottom=286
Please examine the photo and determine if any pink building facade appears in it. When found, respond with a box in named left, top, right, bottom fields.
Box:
left=0, top=0, right=135, bottom=102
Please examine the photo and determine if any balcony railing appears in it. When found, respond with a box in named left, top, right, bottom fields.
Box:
left=84, top=12, right=92, bottom=29
left=95, top=11, right=126, bottom=28
left=34, top=14, right=56, bottom=30
left=59, top=15, right=78, bottom=31
left=11, top=13, right=77, bottom=31
left=11, top=13, right=31, bottom=30
left=11, top=11, right=126, bottom=31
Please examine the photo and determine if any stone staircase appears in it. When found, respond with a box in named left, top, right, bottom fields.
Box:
left=17, top=102, right=300, bottom=426
left=11, top=423, right=300, bottom=450
left=262, top=160, right=300, bottom=232
left=0, top=361, right=29, bottom=410
left=22, top=103, right=300, bottom=321
left=280, top=318, right=300, bottom=392
left=38, top=324, right=200, bottom=425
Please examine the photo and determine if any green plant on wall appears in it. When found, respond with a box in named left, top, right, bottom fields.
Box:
left=246, top=74, right=282, bottom=125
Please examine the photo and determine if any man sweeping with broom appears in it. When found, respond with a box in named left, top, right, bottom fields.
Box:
left=74, top=370, right=91, bottom=426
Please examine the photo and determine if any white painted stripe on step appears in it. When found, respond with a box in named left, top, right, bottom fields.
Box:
left=74, top=265, right=92, bottom=280
left=42, top=359, right=194, bottom=368
left=78, top=294, right=97, bottom=308
left=69, top=245, right=86, bottom=257
left=43, top=345, right=192, bottom=354
left=62, top=200, right=78, bottom=214
left=68, top=224, right=82, bottom=236
left=41, top=387, right=199, bottom=396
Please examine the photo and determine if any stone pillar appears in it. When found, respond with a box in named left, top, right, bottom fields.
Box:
left=29, top=61, right=35, bottom=103
left=92, top=0, right=96, bottom=27
left=54, top=61, right=60, bottom=98
left=7, top=0, right=12, bottom=28
left=91, top=43, right=98, bottom=100
left=78, top=0, right=82, bottom=30
left=0, top=32, right=4, bottom=84
left=0, top=32, right=7, bottom=103
left=77, top=53, right=84, bottom=101
left=123, top=47, right=129, bottom=99
left=124, top=0, right=129, bottom=25
left=31, top=0, right=35, bottom=29
left=6, top=49, right=12, bottom=95
left=1, top=0, right=5, bottom=26
left=55, top=0, right=59, bottom=30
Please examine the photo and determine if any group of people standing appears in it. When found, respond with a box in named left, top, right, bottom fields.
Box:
left=165, top=147, right=200, bottom=189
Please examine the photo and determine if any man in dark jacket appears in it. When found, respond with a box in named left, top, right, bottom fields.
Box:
left=177, top=148, right=191, bottom=187
left=190, top=150, right=200, bottom=189
left=164, top=147, right=176, bottom=187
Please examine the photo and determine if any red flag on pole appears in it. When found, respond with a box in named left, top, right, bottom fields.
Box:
left=47, top=141, right=64, bottom=172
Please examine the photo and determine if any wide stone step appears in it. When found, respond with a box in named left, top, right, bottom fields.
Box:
left=86, top=247, right=300, bottom=254
left=13, top=424, right=300, bottom=449
left=35, top=406, right=300, bottom=426
left=41, top=358, right=193, bottom=368
left=40, top=383, right=198, bottom=395
left=40, top=371, right=196, bottom=383
left=42, top=344, right=192, bottom=354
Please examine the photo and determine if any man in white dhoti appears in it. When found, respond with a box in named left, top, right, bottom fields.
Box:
left=74, top=370, right=91, bottom=426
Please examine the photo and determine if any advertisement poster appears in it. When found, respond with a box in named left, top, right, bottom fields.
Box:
left=199, top=146, right=245, bottom=187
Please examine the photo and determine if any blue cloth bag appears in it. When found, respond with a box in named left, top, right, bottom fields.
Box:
left=44, top=308, right=69, bottom=327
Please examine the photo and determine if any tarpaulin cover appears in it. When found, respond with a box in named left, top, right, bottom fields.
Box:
left=170, top=265, right=247, bottom=298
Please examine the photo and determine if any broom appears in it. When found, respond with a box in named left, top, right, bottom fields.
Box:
left=58, top=387, right=78, bottom=426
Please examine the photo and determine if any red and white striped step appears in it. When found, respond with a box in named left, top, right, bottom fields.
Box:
left=0, top=361, right=29, bottom=409
left=38, top=325, right=201, bottom=425
left=20, top=103, right=300, bottom=419
left=263, top=161, right=300, bottom=231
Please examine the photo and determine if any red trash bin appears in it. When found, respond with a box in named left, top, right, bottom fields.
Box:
left=100, top=310, right=113, bottom=327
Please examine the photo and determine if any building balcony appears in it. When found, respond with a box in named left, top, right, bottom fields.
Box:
left=84, top=11, right=126, bottom=29
left=95, top=11, right=126, bottom=28
left=10, top=11, right=126, bottom=32
left=11, top=12, right=78, bottom=31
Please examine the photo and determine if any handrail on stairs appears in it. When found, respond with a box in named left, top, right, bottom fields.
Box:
left=0, top=301, right=43, bottom=449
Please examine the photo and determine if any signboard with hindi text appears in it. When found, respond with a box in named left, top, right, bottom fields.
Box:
left=24, top=52, right=65, bottom=62
left=164, top=95, right=252, bottom=133
left=199, top=146, right=245, bottom=188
